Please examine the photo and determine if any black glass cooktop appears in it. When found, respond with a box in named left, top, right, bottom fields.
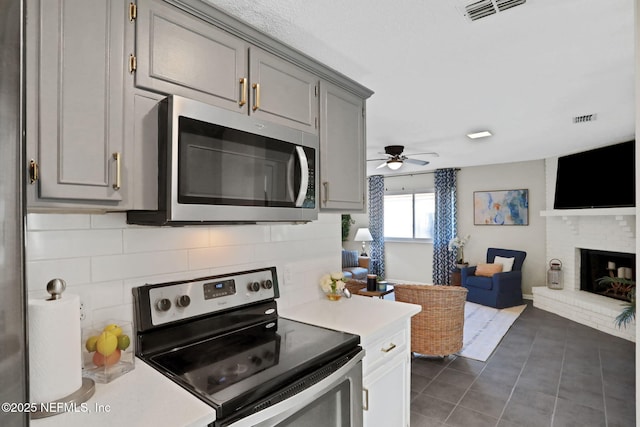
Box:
left=149, top=318, right=360, bottom=419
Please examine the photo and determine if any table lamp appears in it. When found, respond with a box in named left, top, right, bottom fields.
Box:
left=354, top=228, right=373, bottom=256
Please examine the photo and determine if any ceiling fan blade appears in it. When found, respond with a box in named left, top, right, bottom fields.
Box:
left=367, top=157, right=389, bottom=162
left=407, top=151, right=439, bottom=157
left=375, top=161, right=388, bottom=169
left=404, top=158, right=429, bottom=166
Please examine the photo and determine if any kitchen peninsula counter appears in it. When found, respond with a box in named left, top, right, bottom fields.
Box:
left=280, top=295, right=421, bottom=348
left=31, top=359, right=216, bottom=427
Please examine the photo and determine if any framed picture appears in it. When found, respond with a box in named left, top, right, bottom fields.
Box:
left=474, top=189, right=529, bottom=225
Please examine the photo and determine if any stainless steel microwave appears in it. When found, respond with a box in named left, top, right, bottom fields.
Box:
left=127, top=95, right=318, bottom=225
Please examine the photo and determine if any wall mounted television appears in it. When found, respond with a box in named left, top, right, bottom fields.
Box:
left=553, top=140, right=635, bottom=209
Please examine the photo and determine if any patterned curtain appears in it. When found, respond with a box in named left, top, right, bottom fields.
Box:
left=432, top=169, right=458, bottom=285
left=368, top=175, right=385, bottom=277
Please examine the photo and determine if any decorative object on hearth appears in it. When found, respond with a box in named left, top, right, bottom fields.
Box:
left=320, top=272, right=346, bottom=301
left=473, top=189, right=529, bottom=225
left=546, top=259, right=563, bottom=290
left=448, top=234, right=470, bottom=265
left=596, top=274, right=636, bottom=328
left=354, top=228, right=373, bottom=256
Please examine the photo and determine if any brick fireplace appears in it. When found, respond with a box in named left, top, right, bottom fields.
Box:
left=533, top=209, right=636, bottom=341
left=579, top=248, right=635, bottom=300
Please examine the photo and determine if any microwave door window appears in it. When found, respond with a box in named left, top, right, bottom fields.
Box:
left=178, top=119, right=298, bottom=207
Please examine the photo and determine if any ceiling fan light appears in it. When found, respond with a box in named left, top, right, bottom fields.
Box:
left=466, top=131, right=492, bottom=139
left=387, top=160, right=403, bottom=170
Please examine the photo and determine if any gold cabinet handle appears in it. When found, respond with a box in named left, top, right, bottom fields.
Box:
left=112, top=152, right=121, bottom=190
left=239, top=78, right=247, bottom=106
left=322, top=182, right=328, bottom=205
left=363, top=387, right=369, bottom=411
left=381, top=343, right=397, bottom=353
left=129, top=54, right=137, bottom=74
left=252, top=83, right=260, bottom=111
left=29, top=159, right=39, bottom=184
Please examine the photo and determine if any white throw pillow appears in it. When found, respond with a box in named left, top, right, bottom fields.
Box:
left=494, top=255, right=515, bottom=272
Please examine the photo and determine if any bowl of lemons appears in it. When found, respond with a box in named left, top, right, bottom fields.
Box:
left=82, top=320, right=134, bottom=383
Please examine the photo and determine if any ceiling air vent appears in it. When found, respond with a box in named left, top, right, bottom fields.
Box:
left=463, top=0, right=526, bottom=21
left=573, top=114, right=597, bottom=124
left=466, top=0, right=496, bottom=21
left=495, top=0, right=526, bottom=12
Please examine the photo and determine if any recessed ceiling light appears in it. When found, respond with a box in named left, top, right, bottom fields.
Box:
left=466, top=131, right=492, bottom=139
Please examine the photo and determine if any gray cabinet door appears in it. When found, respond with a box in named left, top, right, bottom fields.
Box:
left=26, top=0, right=128, bottom=205
left=135, top=0, right=247, bottom=112
left=249, top=47, right=319, bottom=134
left=319, top=81, right=366, bottom=211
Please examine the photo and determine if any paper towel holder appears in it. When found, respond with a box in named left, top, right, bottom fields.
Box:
left=46, top=278, right=66, bottom=300
left=30, top=377, right=96, bottom=419
left=30, top=278, right=96, bottom=419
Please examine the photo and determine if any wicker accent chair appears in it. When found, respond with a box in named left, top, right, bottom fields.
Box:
left=394, top=284, right=468, bottom=357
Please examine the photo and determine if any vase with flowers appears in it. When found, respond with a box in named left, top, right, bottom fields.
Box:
left=320, top=272, right=346, bottom=301
left=448, top=234, right=471, bottom=267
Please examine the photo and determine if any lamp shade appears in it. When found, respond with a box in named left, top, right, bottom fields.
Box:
left=354, top=228, right=373, bottom=242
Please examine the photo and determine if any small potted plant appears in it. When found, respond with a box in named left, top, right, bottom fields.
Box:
left=448, top=234, right=471, bottom=268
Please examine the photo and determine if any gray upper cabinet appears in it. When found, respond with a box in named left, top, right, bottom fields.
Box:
left=135, top=0, right=318, bottom=134
left=135, top=0, right=247, bottom=112
left=24, top=0, right=371, bottom=214
left=25, top=0, right=130, bottom=208
left=248, top=47, right=318, bottom=133
left=319, top=81, right=366, bottom=211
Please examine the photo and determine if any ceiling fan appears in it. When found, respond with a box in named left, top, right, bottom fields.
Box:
left=368, top=145, right=438, bottom=170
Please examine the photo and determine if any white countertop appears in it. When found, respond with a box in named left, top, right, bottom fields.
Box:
left=280, top=295, right=421, bottom=346
left=31, top=359, right=215, bottom=427
left=31, top=297, right=418, bottom=427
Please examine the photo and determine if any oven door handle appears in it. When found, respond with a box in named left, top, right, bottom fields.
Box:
left=294, top=146, right=309, bottom=207
left=222, top=348, right=364, bottom=427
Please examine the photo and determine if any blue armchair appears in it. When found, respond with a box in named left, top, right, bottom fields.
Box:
left=461, top=248, right=527, bottom=308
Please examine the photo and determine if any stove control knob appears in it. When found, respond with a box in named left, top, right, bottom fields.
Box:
left=262, top=279, right=273, bottom=289
left=248, top=282, right=261, bottom=292
left=176, top=295, right=191, bottom=308
left=156, top=298, right=171, bottom=312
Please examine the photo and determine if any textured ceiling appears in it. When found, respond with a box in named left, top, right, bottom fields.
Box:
left=204, top=0, right=635, bottom=175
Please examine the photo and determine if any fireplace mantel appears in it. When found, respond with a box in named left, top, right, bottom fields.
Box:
left=540, top=207, right=636, bottom=217
left=540, top=208, right=636, bottom=237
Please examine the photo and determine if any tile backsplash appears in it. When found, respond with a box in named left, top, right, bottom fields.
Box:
left=26, top=212, right=341, bottom=327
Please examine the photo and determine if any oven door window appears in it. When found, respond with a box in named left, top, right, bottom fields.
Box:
left=223, top=378, right=357, bottom=427
left=178, top=116, right=314, bottom=208
left=274, top=382, right=350, bottom=427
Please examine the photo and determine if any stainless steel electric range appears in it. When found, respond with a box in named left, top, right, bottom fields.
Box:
left=133, top=267, right=364, bottom=427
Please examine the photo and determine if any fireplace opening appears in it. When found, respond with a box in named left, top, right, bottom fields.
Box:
left=580, top=249, right=635, bottom=301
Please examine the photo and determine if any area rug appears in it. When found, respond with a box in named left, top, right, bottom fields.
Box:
left=459, top=302, right=526, bottom=361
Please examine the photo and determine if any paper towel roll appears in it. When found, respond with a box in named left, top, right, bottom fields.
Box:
left=28, top=293, right=82, bottom=403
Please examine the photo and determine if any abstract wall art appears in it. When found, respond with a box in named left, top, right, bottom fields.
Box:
left=473, top=189, right=529, bottom=225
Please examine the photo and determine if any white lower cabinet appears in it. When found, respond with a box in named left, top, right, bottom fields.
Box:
left=363, top=351, right=408, bottom=427
left=361, top=319, right=411, bottom=427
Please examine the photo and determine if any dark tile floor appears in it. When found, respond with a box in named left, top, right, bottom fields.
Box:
left=410, top=301, right=636, bottom=427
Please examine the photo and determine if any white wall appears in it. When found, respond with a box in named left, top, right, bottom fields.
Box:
left=457, top=160, right=547, bottom=296
left=25, top=213, right=342, bottom=328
